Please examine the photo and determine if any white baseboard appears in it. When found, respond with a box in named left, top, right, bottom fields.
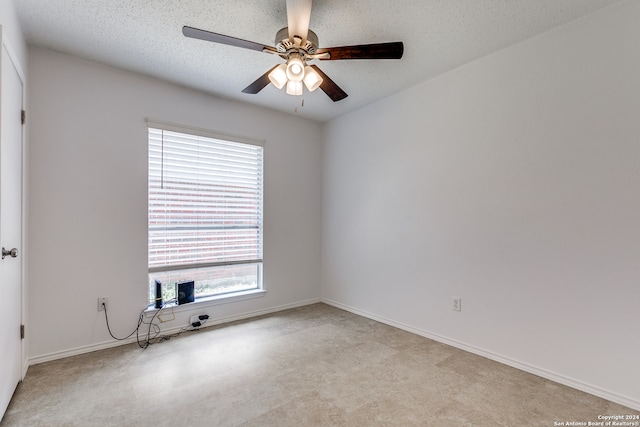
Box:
left=28, top=298, right=321, bottom=366
left=28, top=336, right=139, bottom=366
left=321, top=298, right=640, bottom=412
left=22, top=356, right=29, bottom=379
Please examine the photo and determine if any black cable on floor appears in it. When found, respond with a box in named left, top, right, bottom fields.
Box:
left=102, top=299, right=198, bottom=349
left=102, top=302, right=142, bottom=341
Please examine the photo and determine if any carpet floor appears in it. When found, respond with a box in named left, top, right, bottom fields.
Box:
left=1, top=303, right=637, bottom=426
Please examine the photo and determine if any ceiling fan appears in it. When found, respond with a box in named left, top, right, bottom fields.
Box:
left=182, top=0, right=404, bottom=102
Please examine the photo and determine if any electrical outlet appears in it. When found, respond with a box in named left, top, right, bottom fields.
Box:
left=452, top=297, right=462, bottom=312
left=98, top=297, right=109, bottom=311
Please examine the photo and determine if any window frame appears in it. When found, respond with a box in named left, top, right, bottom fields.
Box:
left=146, top=119, right=265, bottom=307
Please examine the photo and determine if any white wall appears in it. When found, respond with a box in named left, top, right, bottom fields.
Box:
left=322, top=0, right=640, bottom=409
left=27, top=48, right=322, bottom=360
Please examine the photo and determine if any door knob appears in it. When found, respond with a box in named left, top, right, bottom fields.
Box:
left=2, top=247, right=18, bottom=259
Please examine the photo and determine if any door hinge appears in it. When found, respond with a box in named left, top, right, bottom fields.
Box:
left=21, top=110, right=26, bottom=125
left=20, top=324, right=25, bottom=340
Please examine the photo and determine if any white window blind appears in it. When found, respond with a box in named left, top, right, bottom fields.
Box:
left=148, top=126, right=263, bottom=273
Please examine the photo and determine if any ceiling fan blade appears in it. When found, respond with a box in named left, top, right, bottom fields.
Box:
left=242, top=65, right=279, bottom=94
left=183, top=26, right=277, bottom=53
left=316, top=42, right=404, bottom=60
left=310, top=65, right=348, bottom=102
left=286, top=0, right=312, bottom=42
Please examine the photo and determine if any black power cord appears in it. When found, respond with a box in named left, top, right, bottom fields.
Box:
left=102, top=299, right=201, bottom=349
left=102, top=301, right=163, bottom=348
left=102, top=302, right=142, bottom=341
left=138, top=305, right=163, bottom=349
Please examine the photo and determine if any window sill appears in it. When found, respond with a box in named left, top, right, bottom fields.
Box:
left=144, top=289, right=266, bottom=317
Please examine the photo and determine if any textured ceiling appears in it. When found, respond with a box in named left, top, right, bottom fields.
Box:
left=16, top=0, right=622, bottom=122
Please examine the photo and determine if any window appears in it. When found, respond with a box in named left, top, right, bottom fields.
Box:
left=147, top=123, right=264, bottom=304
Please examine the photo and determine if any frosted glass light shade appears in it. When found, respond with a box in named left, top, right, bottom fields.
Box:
left=303, top=66, right=323, bottom=92
left=286, top=80, right=303, bottom=96
left=268, top=64, right=287, bottom=89
left=286, top=56, right=305, bottom=82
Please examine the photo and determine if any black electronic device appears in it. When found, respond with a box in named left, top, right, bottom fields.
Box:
left=177, top=281, right=195, bottom=305
left=154, top=279, right=163, bottom=309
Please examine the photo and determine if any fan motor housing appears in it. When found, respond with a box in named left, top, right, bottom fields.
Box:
left=275, top=27, right=318, bottom=58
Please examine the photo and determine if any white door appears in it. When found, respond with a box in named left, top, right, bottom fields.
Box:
left=0, top=38, right=24, bottom=418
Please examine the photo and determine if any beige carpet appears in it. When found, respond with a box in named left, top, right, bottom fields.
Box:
left=1, top=303, right=637, bottom=426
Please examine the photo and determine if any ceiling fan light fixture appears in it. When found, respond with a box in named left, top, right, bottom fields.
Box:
left=286, top=80, right=303, bottom=96
left=268, top=64, right=288, bottom=89
left=303, top=65, right=323, bottom=92
left=184, top=0, right=403, bottom=102
left=286, top=55, right=305, bottom=82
